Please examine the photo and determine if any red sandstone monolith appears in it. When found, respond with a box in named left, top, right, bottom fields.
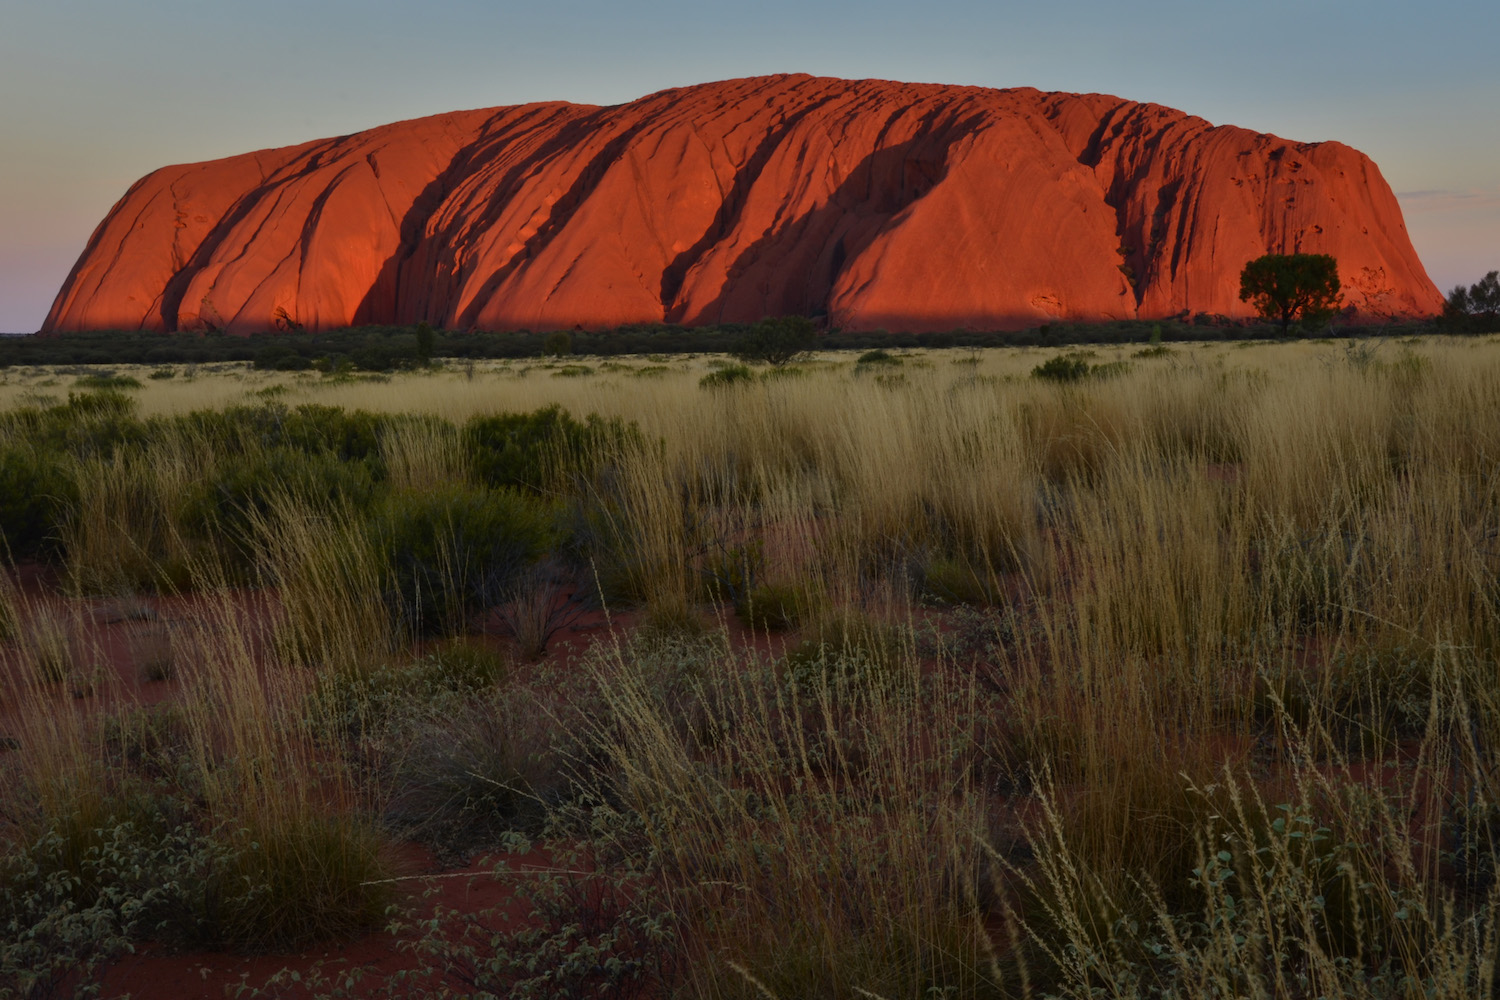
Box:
left=43, top=75, right=1443, bottom=334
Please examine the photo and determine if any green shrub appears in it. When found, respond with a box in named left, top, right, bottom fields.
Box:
left=1, top=822, right=172, bottom=996
left=735, top=580, right=819, bottom=633
left=465, top=405, right=636, bottom=494
left=0, top=445, right=76, bottom=559
left=147, top=367, right=176, bottom=380
left=1031, top=354, right=1092, bottom=382
left=73, top=374, right=142, bottom=391
left=1090, top=359, right=1132, bottom=379
left=315, top=639, right=511, bottom=741
left=180, top=446, right=377, bottom=570
left=921, top=555, right=998, bottom=606
left=699, top=364, right=755, bottom=388
left=13, top=391, right=147, bottom=461
left=856, top=349, right=902, bottom=367
left=186, top=403, right=386, bottom=463
left=372, top=486, right=558, bottom=637
left=1032, top=352, right=1131, bottom=382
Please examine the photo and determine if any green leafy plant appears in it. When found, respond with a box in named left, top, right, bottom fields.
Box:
left=856, top=349, right=902, bottom=367
left=699, top=363, right=755, bottom=388
left=465, top=405, right=636, bottom=494
left=1031, top=353, right=1093, bottom=382
left=73, top=374, right=141, bottom=391
left=372, top=485, right=558, bottom=637
left=0, top=444, right=76, bottom=559
left=735, top=580, right=820, bottom=633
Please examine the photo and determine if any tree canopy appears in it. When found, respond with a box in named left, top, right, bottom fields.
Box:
left=733, top=316, right=818, bottom=367
left=1442, top=271, right=1500, bottom=331
left=1238, top=253, right=1343, bottom=332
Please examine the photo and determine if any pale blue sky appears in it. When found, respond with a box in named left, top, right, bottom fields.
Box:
left=2, top=0, right=1495, bottom=331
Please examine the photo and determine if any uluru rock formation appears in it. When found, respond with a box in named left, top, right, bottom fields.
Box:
left=43, top=75, right=1443, bottom=335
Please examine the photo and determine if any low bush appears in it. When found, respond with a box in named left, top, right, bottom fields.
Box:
left=921, top=555, right=1000, bottom=606
left=1032, top=352, right=1132, bottom=383
left=735, top=580, right=820, bottom=633
left=372, top=485, right=558, bottom=637
left=73, top=374, right=142, bottom=391
left=780, top=614, right=906, bottom=695
left=384, top=691, right=571, bottom=853
left=1, top=821, right=177, bottom=997
left=1031, top=353, right=1093, bottom=382
left=315, top=639, right=512, bottom=741
left=465, top=405, right=637, bottom=494
left=0, top=785, right=390, bottom=979
left=0, top=444, right=76, bottom=559
left=216, top=812, right=391, bottom=950
left=180, top=446, right=377, bottom=571
left=699, top=363, right=756, bottom=388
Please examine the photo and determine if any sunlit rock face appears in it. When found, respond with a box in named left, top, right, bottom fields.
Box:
left=43, top=74, right=1443, bottom=334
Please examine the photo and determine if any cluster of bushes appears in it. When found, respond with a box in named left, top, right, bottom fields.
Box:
left=0, top=390, right=636, bottom=598
left=1031, top=350, right=1131, bottom=382
left=2, top=311, right=1452, bottom=370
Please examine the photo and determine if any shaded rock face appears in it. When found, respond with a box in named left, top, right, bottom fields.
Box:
left=44, top=75, right=1443, bottom=334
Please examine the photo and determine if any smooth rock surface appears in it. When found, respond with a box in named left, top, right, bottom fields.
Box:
left=43, top=75, right=1443, bottom=334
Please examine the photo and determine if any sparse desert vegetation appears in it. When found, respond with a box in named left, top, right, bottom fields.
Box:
left=3, top=335, right=1500, bottom=998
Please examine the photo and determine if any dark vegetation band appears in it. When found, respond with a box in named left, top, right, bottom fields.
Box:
left=0, top=316, right=1447, bottom=371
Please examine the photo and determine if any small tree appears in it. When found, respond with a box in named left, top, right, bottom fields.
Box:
left=733, top=316, right=817, bottom=368
left=1238, top=253, right=1343, bottom=333
left=542, top=331, right=573, bottom=358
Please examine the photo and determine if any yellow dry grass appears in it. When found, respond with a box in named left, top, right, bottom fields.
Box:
left=3, top=333, right=1500, bottom=995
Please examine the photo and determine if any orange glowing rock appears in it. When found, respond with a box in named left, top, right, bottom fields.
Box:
left=43, top=75, right=1443, bottom=334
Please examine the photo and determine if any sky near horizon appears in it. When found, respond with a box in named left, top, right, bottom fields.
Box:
left=2, top=0, right=1495, bottom=333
